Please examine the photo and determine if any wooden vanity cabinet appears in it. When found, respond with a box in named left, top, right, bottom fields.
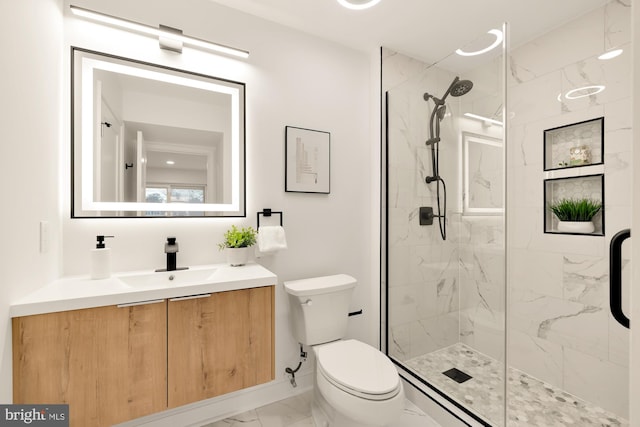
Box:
left=12, top=285, right=275, bottom=426
left=167, top=286, right=275, bottom=408
left=12, top=300, right=167, bottom=427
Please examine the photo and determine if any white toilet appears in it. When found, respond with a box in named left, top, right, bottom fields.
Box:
left=284, top=274, right=404, bottom=427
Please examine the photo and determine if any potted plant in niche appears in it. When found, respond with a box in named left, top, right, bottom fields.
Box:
left=549, top=198, right=602, bottom=234
left=218, top=225, right=258, bottom=266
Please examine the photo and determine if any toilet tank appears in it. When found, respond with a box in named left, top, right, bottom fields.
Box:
left=284, top=274, right=356, bottom=345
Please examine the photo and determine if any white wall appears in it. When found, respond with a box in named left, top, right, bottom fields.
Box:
left=0, top=0, right=63, bottom=401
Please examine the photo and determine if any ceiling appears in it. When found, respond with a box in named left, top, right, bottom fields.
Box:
left=207, top=0, right=610, bottom=64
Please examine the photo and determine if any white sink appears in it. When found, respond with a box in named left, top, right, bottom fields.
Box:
left=118, top=268, right=217, bottom=288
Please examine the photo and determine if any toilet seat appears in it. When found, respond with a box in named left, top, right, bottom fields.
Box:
left=316, top=339, right=401, bottom=401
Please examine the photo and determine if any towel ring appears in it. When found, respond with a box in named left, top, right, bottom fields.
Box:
left=257, top=209, right=283, bottom=228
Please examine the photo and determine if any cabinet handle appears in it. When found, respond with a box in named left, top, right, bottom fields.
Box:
left=169, top=293, right=212, bottom=302
left=117, top=299, right=165, bottom=308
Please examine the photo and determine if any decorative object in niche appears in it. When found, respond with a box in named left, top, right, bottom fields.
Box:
left=548, top=198, right=602, bottom=233
left=569, top=145, right=592, bottom=166
left=543, top=174, right=604, bottom=236
left=285, top=126, right=330, bottom=194
left=71, top=47, right=246, bottom=218
left=218, top=225, right=257, bottom=266
left=543, top=117, right=603, bottom=171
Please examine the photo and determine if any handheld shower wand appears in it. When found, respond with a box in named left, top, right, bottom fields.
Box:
left=423, top=76, right=473, bottom=240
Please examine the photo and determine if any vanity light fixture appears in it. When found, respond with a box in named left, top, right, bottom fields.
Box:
left=166, top=160, right=175, bottom=165
left=598, top=48, right=623, bottom=60
left=69, top=5, right=249, bottom=58
left=336, top=0, right=382, bottom=10
left=464, top=113, right=503, bottom=126
left=456, top=29, right=503, bottom=57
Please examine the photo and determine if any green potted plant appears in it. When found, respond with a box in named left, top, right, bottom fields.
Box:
left=549, top=198, right=602, bottom=233
left=218, top=225, right=258, bottom=266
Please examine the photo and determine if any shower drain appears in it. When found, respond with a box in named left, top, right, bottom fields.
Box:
left=442, top=368, right=473, bottom=384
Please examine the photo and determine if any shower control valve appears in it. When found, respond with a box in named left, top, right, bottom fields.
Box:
left=419, top=206, right=443, bottom=226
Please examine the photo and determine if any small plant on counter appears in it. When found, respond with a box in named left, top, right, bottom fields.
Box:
left=218, top=225, right=258, bottom=250
left=548, top=198, right=602, bottom=222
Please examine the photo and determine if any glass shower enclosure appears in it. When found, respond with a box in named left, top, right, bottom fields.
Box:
left=383, top=2, right=632, bottom=425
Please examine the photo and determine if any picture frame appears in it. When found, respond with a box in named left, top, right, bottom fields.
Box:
left=285, top=126, right=331, bottom=194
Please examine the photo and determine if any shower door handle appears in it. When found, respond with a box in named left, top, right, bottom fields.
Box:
left=609, top=228, right=631, bottom=329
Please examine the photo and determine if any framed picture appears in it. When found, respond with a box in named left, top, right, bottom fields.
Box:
left=285, top=126, right=330, bottom=193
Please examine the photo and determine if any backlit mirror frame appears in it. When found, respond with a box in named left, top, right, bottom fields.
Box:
left=71, top=47, right=245, bottom=218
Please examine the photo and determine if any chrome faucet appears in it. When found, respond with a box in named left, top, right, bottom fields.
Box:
left=156, top=237, right=188, bottom=272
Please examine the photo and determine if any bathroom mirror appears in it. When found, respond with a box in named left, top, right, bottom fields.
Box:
left=72, top=47, right=245, bottom=217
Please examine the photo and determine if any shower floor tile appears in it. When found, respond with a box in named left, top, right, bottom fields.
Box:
left=405, top=343, right=628, bottom=427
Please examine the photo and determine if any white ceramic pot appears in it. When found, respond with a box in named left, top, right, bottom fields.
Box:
left=226, top=247, right=252, bottom=266
left=557, top=221, right=595, bottom=234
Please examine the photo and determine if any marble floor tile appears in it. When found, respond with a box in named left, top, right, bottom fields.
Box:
left=202, top=390, right=441, bottom=427
left=405, top=343, right=628, bottom=427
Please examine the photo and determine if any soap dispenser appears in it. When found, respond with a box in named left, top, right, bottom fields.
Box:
left=91, top=235, right=114, bottom=280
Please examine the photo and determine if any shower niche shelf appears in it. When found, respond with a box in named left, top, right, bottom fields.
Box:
left=543, top=174, right=604, bottom=236
left=543, top=117, right=604, bottom=171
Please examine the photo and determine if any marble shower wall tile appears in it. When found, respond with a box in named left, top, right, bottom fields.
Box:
left=389, top=322, right=412, bottom=360
left=508, top=71, right=563, bottom=127
left=562, top=255, right=608, bottom=306
left=385, top=32, right=506, bottom=366
left=387, top=2, right=631, bottom=419
left=604, top=0, right=632, bottom=49
left=386, top=49, right=462, bottom=361
left=507, top=4, right=631, bottom=417
left=460, top=307, right=505, bottom=361
left=563, top=346, right=629, bottom=417
left=508, top=329, right=564, bottom=387
left=510, top=248, right=564, bottom=298
left=382, top=47, right=433, bottom=92
left=508, top=6, right=605, bottom=86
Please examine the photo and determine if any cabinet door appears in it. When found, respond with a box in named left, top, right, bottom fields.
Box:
left=12, top=301, right=167, bottom=427
left=168, top=286, right=274, bottom=408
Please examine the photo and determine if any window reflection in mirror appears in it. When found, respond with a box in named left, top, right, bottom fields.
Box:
left=72, top=47, right=245, bottom=217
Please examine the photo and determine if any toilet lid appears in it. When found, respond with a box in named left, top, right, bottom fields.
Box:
left=316, top=340, right=400, bottom=398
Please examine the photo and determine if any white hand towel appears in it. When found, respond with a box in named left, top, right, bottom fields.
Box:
left=257, top=226, right=288, bottom=253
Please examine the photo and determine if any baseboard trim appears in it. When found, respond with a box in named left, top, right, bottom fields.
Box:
left=115, top=372, right=314, bottom=427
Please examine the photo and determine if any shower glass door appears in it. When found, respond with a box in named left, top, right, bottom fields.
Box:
left=384, top=2, right=632, bottom=426
left=383, top=24, right=508, bottom=425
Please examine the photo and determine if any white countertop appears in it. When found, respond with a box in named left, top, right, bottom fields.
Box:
left=10, top=263, right=277, bottom=318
